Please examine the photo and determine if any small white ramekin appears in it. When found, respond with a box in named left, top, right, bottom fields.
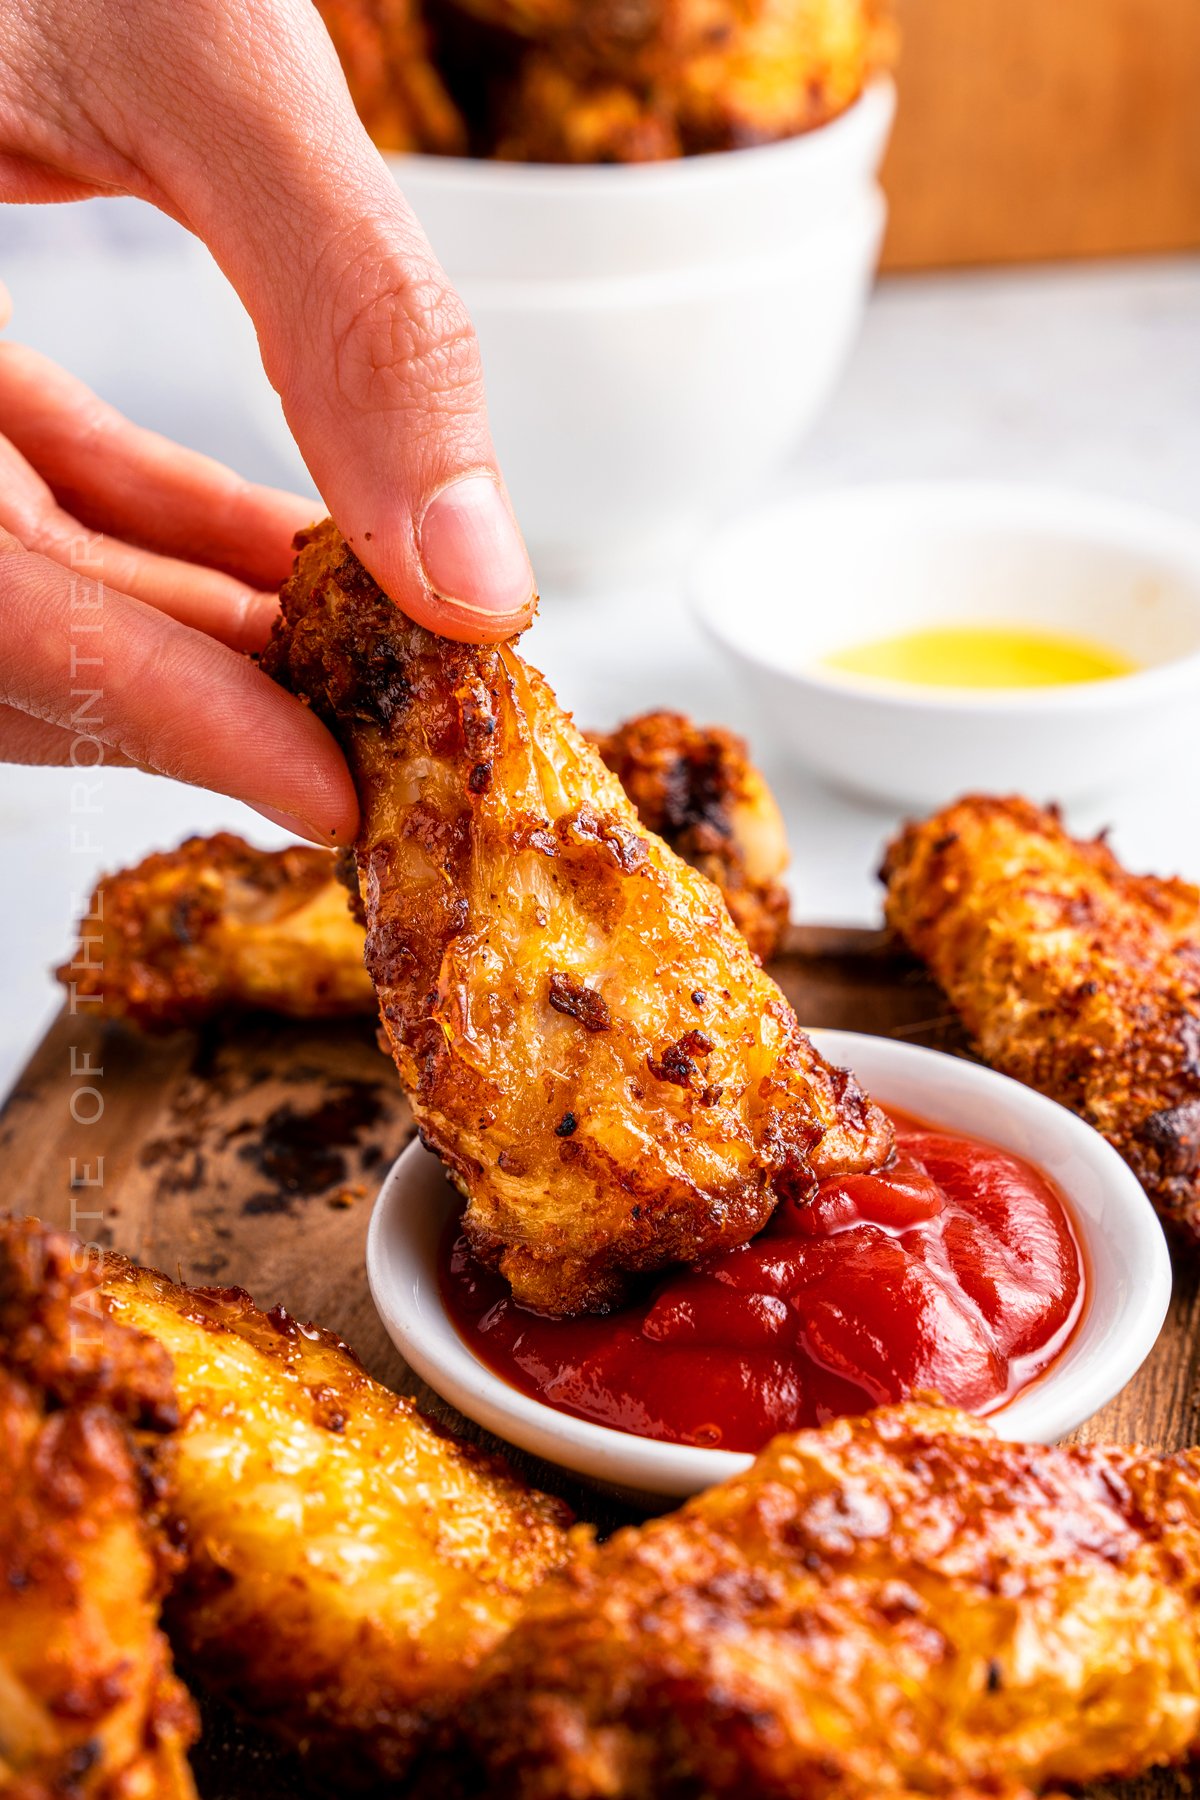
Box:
left=367, top=1029, right=1169, bottom=1501
left=690, top=481, right=1200, bottom=810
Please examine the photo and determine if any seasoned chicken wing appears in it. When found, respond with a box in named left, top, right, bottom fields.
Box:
left=262, top=520, right=890, bottom=1313
left=457, top=0, right=894, bottom=161
left=57, top=716, right=789, bottom=1029
left=882, top=794, right=1200, bottom=1240
left=58, top=831, right=374, bottom=1030
left=591, top=709, right=790, bottom=961
left=443, top=1401, right=1200, bottom=1800
left=314, top=0, right=466, bottom=151
left=101, top=1256, right=571, bottom=1788
left=0, top=1218, right=197, bottom=1800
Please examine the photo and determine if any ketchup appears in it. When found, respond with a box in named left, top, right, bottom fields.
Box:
left=440, top=1109, right=1085, bottom=1453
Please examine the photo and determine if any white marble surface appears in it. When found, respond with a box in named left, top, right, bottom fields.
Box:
left=2, top=198, right=1198, bottom=1097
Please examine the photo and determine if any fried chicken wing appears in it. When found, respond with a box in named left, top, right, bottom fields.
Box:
left=58, top=831, right=375, bottom=1030
left=882, top=794, right=1200, bottom=1240
left=458, top=0, right=893, bottom=161
left=591, top=709, right=790, bottom=961
left=100, top=1257, right=571, bottom=1787
left=0, top=1219, right=197, bottom=1800
left=314, top=0, right=467, bottom=151
left=262, top=520, right=889, bottom=1313
left=443, top=1401, right=1200, bottom=1800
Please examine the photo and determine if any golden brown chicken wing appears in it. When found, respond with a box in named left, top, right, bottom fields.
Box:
left=314, top=0, right=467, bottom=152
left=57, top=831, right=375, bottom=1030
left=591, top=709, right=790, bottom=961
left=101, top=1256, right=571, bottom=1788
left=442, top=1400, right=1200, bottom=1800
left=0, top=1219, right=198, bottom=1800
left=262, top=520, right=890, bottom=1313
left=881, top=794, right=1200, bottom=1241
left=463, top=0, right=893, bottom=161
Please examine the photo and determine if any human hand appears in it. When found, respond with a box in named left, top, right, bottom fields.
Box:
left=0, top=0, right=535, bottom=641
left=0, top=324, right=358, bottom=842
left=0, top=0, right=539, bottom=839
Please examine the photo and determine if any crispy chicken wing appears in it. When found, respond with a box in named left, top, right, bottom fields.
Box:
left=262, top=520, right=890, bottom=1313
left=58, top=717, right=789, bottom=1029
left=455, top=0, right=894, bottom=161
left=442, top=1401, right=1200, bottom=1800
left=101, top=1257, right=571, bottom=1787
left=591, top=709, right=790, bottom=961
left=882, top=794, right=1200, bottom=1240
left=58, top=831, right=374, bottom=1030
left=0, top=1219, right=197, bottom=1800
left=314, top=0, right=467, bottom=151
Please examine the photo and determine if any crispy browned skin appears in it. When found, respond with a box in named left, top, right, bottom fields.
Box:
left=591, top=709, right=790, bottom=961
left=58, top=831, right=375, bottom=1031
left=101, top=1257, right=571, bottom=1787
left=443, top=1401, right=1200, bottom=1800
left=0, top=1220, right=197, bottom=1800
left=314, top=0, right=467, bottom=151
left=453, top=0, right=894, bottom=161
left=58, top=718, right=788, bottom=1029
left=262, top=520, right=890, bottom=1313
left=882, top=794, right=1200, bottom=1240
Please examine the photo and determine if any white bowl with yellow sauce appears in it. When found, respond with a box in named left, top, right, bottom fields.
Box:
left=690, top=482, right=1200, bottom=809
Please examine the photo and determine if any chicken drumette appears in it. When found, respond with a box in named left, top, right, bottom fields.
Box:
left=442, top=1401, right=1200, bottom=1800
left=262, top=520, right=890, bottom=1313
left=883, top=793, right=1200, bottom=1241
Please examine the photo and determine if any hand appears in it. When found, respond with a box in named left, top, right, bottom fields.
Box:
left=0, top=0, right=538, bottom=840
left=0, top=322, right=357, bottom=842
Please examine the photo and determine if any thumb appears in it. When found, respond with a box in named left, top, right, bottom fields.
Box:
left=103, top=0, right=536, bottom=641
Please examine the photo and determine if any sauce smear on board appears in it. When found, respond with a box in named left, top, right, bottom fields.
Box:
left=440, top=1109, right=1085, bottom=1454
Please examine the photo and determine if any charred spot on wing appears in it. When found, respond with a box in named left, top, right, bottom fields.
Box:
left=1134, top=1100, right=1200, bottom=1177
left=647, top=1030, right=714, bottom=1088
left=547, top=972, right=612, bottom=1033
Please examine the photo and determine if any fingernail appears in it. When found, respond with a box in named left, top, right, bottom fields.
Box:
left=248, top=802, right=342, bottom=847
left=419, top=475, right=535, bottom=620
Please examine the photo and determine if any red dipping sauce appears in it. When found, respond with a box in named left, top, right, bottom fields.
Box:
left=440, top=1109, right=1086, bottom=1454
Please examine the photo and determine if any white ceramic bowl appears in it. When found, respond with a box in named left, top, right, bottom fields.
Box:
left=367, top=1029, right=1170, bottom=1500
left=690, top=482, right=1200, bottom=810
left=378, top=85, right=894, bottom=589
left=387, top=81, right=894, bottom=281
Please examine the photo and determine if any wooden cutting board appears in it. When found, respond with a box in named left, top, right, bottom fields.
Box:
left=3, top=924, right=1196, bottom=1799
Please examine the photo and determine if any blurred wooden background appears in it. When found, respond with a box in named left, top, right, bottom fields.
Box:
left=880, top=0, right=1200, bottom=268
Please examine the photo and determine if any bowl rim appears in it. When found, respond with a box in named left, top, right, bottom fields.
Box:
left=385, top=77, right=895, bottom=195
left=690, top=479, right=1200, bottom=715
left=366, top=1028, right=1170, bottom=1499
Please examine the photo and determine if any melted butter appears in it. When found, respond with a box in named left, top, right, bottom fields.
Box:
left=821, top=624, right=1137, bottom=690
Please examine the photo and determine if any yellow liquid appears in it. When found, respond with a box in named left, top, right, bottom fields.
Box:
left=821, top=624, right=1137, bottom=690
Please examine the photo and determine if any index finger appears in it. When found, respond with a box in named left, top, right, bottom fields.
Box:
left=0, top=342, right=313, bottom=588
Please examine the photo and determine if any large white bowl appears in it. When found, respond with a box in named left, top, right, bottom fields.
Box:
left=387, top=81, right=895, bottom=280
left=379, top=85, right=894, bottom=588
left=690, top=482, right=1200, bottom=809
left=367, top=1029, right=1170, bottom=1501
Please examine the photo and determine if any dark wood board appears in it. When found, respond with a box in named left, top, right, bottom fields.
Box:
left=2, top=924, right=1195, bottom=1800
